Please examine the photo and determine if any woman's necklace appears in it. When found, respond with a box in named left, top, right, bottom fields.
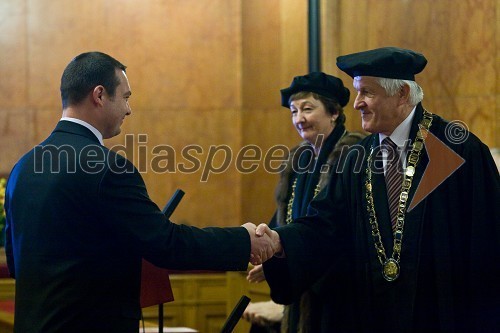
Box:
left=365, top=110, right=433, bottom=281
left=286, top=176, right=322, bottom=224
left=286, top=178, right=298, bottom=224
left=286, top=129, right=346, bottom=224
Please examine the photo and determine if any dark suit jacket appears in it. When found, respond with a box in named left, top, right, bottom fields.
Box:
left=4, top=121, right=250, bottom=333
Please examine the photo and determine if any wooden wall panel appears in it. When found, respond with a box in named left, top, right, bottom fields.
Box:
left=105, top=0, right=243, bottom=227
left=241, top=0, right=282, bottom=109
left=278, top=0, right=309, bottom=90
left=0, top=109, right=34, bottom=176
left=0, top=1, right=32, bottom=174
left=1, top=0, right=244, bottom=227
left=321, top=0, right=363, bottom=134
left=1, top=0, right=497, bottom=228
left=239, top=0, right=307, bottom=223
left=240, top=109, right=301, bottom=223
left=497, top=0, right=500, bottom=149
left=118, top=108, right=242, bottom=228
left=0, top=1, right=28, bottom=110
left=25, top=0, right=241, bottom=110
left=324, top=0, right=498, bottom=147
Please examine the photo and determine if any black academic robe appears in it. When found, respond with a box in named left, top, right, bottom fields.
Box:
left=4, top=121, right=250, bottom=333
left=264, top=104, right=500, bottom=333
left=269, top=124, right=348, bottom=333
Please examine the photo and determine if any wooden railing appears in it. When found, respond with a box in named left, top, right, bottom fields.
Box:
left=0, top=266, right=271, bottom=333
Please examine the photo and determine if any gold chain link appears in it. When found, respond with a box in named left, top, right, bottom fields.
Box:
left=285, top=178, right=322, bottom=224
left=365, top=110, right=433, bottom=280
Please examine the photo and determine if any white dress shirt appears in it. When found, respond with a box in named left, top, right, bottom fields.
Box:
left=378, top=106, right=416, bottom=173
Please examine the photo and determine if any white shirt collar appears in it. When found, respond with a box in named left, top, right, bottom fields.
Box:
left=378, top=106, right=416, bottom=148
left=60, top=117, right=104, bottom=145
left=378, top=106, right=416, bottom=170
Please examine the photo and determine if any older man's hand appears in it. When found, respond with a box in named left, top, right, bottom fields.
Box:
left=242, top=223, right=281, bottom=265
left=256, top=223, right=283, bottom=257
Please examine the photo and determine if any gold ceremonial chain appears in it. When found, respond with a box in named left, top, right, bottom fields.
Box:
left=286, top=130, right=346, bottom=224
left=286, top=178, right=322, bottom=224
left=286, top=178, right=298, bottom=224
left=365, top=110, right=433, bottom=281
left=314, top=183, right=321, bottom=197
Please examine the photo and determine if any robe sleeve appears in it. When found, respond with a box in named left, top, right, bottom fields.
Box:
left=263, top=166, right=351, bottom=304
left=461, top=137, right=500, bottom=330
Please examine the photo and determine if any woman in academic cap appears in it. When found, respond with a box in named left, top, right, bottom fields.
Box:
left=242, top=72, right=365, bottom=333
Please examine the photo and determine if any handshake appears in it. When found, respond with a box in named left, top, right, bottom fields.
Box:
left=242, top=223, right=283, bottom=265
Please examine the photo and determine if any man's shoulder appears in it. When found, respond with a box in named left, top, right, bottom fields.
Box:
left=429, top=113, right=488, bottom=153
left=342, top=134, right=374, bottom=158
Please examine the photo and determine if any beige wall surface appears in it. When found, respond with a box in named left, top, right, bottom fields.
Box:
left=323, top=0, right=498, bottom=147
left=0, top=0, right=248, bottom=227
left=0, top=0, right=497, bottom=227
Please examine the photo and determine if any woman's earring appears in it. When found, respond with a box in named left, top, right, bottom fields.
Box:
left=331, top=117, right=337, bottom=125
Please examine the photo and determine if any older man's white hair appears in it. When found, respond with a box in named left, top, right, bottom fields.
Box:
left=354, top=76, right=424, bottom=106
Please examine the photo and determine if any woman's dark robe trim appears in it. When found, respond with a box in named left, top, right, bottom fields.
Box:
left=271, top=127, right=365, bottom=333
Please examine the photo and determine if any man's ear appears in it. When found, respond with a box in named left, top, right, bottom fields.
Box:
left=92, top=86, right=105, bottom=107
left=398, top=84, right=410, bottom=104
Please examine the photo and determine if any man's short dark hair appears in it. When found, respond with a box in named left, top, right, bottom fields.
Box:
left=60, top=52, right=127, bottom=109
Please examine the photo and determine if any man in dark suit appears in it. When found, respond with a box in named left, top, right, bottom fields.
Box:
left=258, top=47, right=500, bottom=332
left=4, top=52, right=278, bottom=332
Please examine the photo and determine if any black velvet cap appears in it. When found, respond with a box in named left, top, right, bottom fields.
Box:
left=336, top=47, right=427, bottom=81
left=280, top=72, right=350, bottom=108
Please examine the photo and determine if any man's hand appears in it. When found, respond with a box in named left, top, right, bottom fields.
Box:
left=246, top=264, right=266, bottom=283
left=242, top=223, right=279, bottom=265
left=256, top=223, right=283, bottom=257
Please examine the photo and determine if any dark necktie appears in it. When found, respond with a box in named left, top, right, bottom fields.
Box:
left=383, top=137, right=403, bottom=232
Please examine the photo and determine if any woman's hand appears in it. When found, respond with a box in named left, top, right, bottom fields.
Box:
left=246, top=264, right=266, bottom=283
left=242, top=300, right=284, bottom=326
